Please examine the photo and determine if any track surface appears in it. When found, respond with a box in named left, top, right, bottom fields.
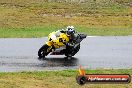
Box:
left=0, top=36, right=132, bottom=72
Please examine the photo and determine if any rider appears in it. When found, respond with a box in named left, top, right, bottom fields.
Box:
left=48, top=26, right=80, bottom=56
left=55, top=26, right=77, bottom=46
left=55, top=26, right=78, bottom=56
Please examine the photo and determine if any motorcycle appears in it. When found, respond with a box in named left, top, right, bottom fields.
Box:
left=38, top=31, right=86, bottom=58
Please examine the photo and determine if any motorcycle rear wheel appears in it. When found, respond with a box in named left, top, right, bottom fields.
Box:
left=65, top=44, right=80, bottom=57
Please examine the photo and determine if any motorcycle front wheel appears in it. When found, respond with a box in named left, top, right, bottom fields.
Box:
left=38, top=44, right=50, bottom=58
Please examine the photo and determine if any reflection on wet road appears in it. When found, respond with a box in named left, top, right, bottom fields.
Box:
left=0, top=36, right=132, bottom=72
left=0, top=56, right=79, bottom=72
left=38, top=57, right=79, bottom=67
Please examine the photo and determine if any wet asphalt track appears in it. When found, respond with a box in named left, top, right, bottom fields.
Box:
left=0, top=36, right=132, bottom=72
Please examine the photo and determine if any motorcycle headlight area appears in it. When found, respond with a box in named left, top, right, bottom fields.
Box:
left=51, top=34, right=57, bottom=40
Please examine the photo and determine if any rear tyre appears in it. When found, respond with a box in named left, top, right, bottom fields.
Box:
left=65, top=44, right=80, bottom=57
left=38, top=44, right=50, bottom=58
left=73, top=44, right=80, bottom=56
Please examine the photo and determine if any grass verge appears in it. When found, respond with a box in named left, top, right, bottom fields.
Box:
left=0, top=0, right=132, bottom=37
left=0, top=25, right=132, bottom=38
left=0, top=69, right=132, bottom=88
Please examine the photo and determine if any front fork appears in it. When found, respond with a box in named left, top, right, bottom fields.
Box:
left=46, top=41, right=53, bottom=53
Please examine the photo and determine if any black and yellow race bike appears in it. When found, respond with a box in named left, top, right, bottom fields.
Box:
left=38, top=31, right=86, bottom=58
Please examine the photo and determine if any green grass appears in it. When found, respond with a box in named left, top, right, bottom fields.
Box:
left=0, top=25, right=132, bottom=38
left=0, top=0, right=132, bottom=37
left=0, top=69, right=132, bottom=88
left=0, top=26, right=59, bottom=38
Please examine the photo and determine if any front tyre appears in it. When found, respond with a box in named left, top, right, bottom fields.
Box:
left=38, top=44, right=50, bottom=58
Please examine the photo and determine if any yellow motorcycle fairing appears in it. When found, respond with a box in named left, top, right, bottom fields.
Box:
left=46, top=32, right=69, bottom=49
